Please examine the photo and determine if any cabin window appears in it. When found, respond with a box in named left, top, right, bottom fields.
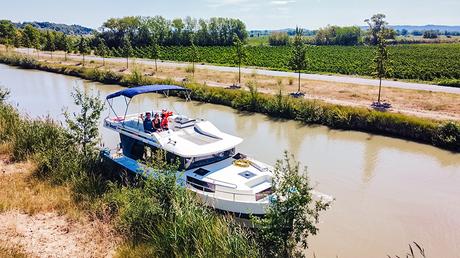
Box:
left=186, top=148, right=235, bottom=170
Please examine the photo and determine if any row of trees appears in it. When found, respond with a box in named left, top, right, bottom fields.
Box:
left=98, top=16, right=248, bottom=48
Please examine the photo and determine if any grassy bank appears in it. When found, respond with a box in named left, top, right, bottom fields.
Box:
left=0, top=92, right=262, bottom=257
left=0, top=52, right=459, bottom=152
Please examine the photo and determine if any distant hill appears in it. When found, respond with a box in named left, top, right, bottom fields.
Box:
left=390, top=25, right=460, bottom=32
left=14, top=21, right=94, bottom=35
left=251, top=25, right=460, bottom=37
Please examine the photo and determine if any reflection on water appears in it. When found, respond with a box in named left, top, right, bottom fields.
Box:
left=1, top=64, right=460, bottom=257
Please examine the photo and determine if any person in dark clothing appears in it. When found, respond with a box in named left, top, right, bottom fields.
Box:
left=143, top=112, right=154, bottom=133
left=153, top=113, right=162, bottom=131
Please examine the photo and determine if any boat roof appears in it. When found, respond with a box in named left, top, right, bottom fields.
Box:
left=106, top=85, right=188, bottom=99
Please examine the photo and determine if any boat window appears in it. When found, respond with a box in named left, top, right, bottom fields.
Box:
left=186, top=148, right=235, bottom=170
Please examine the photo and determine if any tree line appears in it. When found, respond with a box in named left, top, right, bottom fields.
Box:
left=98, top=16, right=248, bottom=48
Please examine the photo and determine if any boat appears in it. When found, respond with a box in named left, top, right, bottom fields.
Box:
left=101, top=85, right=274, bottom=216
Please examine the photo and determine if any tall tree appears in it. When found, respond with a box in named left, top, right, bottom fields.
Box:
left=364, top=14, right=388, bottom=45
left=373, top=30, right=389, bottom=104
left=95, top=38, right=109, bottom=66
left=288, top=27, right=308, bottom=93
left=44, top=30, right=56, bottom=59
left=150, top=37, right=160, bottom=71
left=233, top=33, right=247, bottom=85
left=121, top=35, right=133, bottom=69
left=78, top=36, right=90, bottom=66
left=62, top=34, right=72, bottom=61
left=23, top=24, right=41, bottom=58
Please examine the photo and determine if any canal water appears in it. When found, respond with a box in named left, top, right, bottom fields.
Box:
left=1, top=64, right=459, bottom=257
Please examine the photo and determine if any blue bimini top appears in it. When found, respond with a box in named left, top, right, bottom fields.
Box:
left=106, top=85, right=188, bottom=99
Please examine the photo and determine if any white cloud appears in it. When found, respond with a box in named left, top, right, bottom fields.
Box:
left=269, top=0, right=296, bottom=5
left=206, top=0, right=252, bottom=7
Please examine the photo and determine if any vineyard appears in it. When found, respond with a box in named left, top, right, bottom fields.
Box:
left=108, top=44, right=460, bottom=82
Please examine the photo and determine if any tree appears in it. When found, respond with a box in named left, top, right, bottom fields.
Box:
left=364, top=14, right=388, bottom=45
left=423, top=30, right=439, bottom=39
left=0, top=20, right=16, bottom=45
left=64, top=88, right=104, bottom=158
left=373, top=30, right=389, bottom=104
left=288, top=27, right=308, bottom=93
left=22, top=24, right=41, bottom=58
left=269, top=32, right=290, bottom=46
left=190, top=36, right=200, bottom=77
left=44, top=30, right=56, bottom=59
left=233, top=33, right=247, bottom=85
left=150, top=37, right=160, bottom=71
left=63, top=34, right=72, bottom=61
left=253, top=152, right=331, bottom=258
left=121, top=35, right=133, bottom=69
left=95, top=38, right=109, bottom=66
left=78, top=36, right=90, bottom=66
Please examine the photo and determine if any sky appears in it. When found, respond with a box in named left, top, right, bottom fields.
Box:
left=1, top=0, right=459, bottom=30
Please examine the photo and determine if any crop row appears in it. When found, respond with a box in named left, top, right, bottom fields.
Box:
left=108, top=44, right=460, bottom=82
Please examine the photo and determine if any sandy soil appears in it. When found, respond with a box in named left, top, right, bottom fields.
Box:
left=0, top=212, right=117, bottom=258
left=0, top=155, right=119, bottom=258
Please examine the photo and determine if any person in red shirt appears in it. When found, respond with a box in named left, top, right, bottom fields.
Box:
left=160, top=110, right=173, bottom=130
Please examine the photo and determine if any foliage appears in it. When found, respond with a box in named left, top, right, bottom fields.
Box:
left=233, top=33, right=247, bottom=83
left=99, top=16, right=247, bottom=48
left=121, top=35, right=133, bottom=68
left=63, top=88, right=104, bottom=158
left=315, top=25, right=362, bottom=46
left=253, top=152, right=330, bottom=257
left=373, top=27, right=390, bottom=102
left=269, top=32, right=290, bottom=46
left=289, top=27, right=308, bottom=92
left=364, top=14, right=391, bottom=45
left=423, top=30, right=439, bottom=39
left=0, top=86, right=10, bottom=103
left=109, top=42, right=460, bottom=82
left=78, top=36, right=90, bottom=65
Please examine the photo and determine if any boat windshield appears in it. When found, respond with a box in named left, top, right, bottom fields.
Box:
left=152, top=147, right=235, bottom=170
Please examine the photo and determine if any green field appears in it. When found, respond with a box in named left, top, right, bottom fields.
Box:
left=110, top=43, right=460, bottom=82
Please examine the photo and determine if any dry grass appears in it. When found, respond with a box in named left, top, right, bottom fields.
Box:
left=14, top=50, right=460, bottom=121
left=0, top=156, right=81, bottom=218
left=0, top=242, right=28, bottom=258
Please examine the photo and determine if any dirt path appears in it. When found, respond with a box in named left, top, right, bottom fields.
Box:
left=0, top=212, right=117, bottom=258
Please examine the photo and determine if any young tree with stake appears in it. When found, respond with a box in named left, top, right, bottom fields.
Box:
left=151, top=37, right=160, bottom=72
left=233, top=33, right=247, bottom=85
left=289, top=27, right=307, bottom=94
left=374, top=31, right=389, bottom=104
left=78, top=36, right=90, bottom=66
left=190, top=35, right=200, bottom=78
left=122, top=35, right=133, bottom=69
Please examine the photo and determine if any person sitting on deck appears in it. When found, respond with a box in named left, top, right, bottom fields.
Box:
left=153, top=113, right=162, bottom=131
left=160, top=109, right=173, bottom=130
left=143, top=112, right=154, bottom=133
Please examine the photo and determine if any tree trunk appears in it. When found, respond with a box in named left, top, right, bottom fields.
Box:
left=378, top=77, right=382, bottom=103
left=64, top=51, right=67, bottom=61
left=50, top=51, right=53, bottom=60
left=103, top=56, right=105, bottom=66
left=298, top=71, right=301, bottom=92
left=155, top=59, right=158, bottom=71
left=192, top=62, right=195, bottom=77
left=238, top=63, right=241, bottom=84
left=126, top=56, right=129, bottom=69
left=83, top=54, right=85, bottom=67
